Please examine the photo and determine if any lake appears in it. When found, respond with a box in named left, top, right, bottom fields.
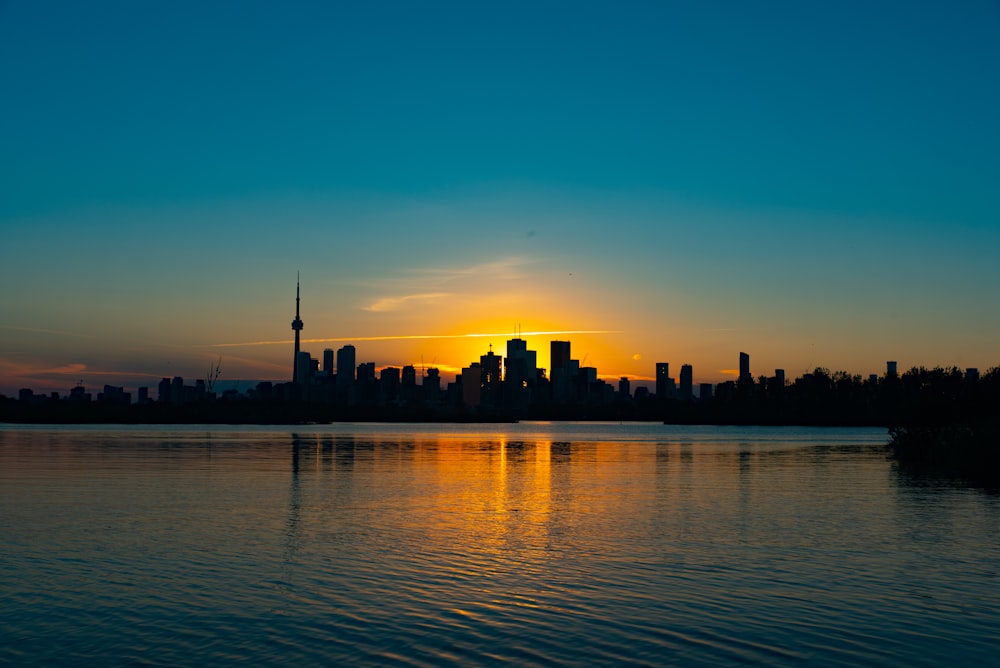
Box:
left=1, top=423, right=998, bottom=666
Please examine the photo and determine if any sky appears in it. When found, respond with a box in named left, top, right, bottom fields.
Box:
left=2, top=0, right=999, bottom=396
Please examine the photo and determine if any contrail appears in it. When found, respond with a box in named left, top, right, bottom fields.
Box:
left=211, top=330, right=622, bottom=348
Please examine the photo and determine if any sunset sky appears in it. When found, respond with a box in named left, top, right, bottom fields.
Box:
left=2, top=1, right=999, bottom=396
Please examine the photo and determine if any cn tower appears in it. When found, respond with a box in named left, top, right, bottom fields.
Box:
left=291, top=274, right=304, bottom=382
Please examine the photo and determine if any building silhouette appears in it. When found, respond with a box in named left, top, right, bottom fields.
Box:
left=505, top=337, right=536, bottom=410
left=739, top=352, right=751, bottom=383
left=323, top=349, right=334, bottom=378
left=679, top=364, right=693, bottom=400
left=550, top=341, right=572, bottom=404
left=337, top=345, right=356, bottom=399
left=656, top=362, right=674, bottom=398
left=618, top=377, right=631, bottom=399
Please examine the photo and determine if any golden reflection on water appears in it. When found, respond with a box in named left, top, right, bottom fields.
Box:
left=4, top=426, right=1000, bottom=667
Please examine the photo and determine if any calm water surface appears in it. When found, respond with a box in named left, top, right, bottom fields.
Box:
left=1, top=423, right=998, bottom=666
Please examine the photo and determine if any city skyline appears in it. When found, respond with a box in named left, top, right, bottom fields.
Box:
left=3, top=2, right=999, bottom=397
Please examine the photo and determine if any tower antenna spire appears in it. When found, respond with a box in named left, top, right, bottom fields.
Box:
left=291, top=273, right=304, bottom=382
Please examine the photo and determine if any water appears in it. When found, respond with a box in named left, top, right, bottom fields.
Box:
left=1, top=423, right=998, bottom=666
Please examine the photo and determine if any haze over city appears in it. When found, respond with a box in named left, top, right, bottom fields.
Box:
left=2, top=1, right=999, bottom=397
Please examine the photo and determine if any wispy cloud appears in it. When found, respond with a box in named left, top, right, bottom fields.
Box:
left=212, top=330, right=622, bottom=348
left=360, top=258, right=534, bottom=309
left=362, top=292, right=452, bottom=312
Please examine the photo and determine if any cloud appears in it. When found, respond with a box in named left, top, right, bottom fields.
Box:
left=362, top=292, right=452, bottom=313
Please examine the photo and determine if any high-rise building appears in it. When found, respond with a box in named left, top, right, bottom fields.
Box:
left=739, top=352, right=751, bottom=383
left=479, top=346, right=502, bottom=407
left=550, top=341, right=573, bottom=403
left=699, top=383, right=713, bottom=400
left=461, top=364, right=482, bottom=408
left=423, top=368, right=441, bottom=400
left=505, top=338, right=536, bottom=411
left=323, top=349, right=334, bottom=378
left=656, top=363, right=671, bottom=398
left=886, top=361, right=898, bottom=378
left=291, top=275, right=304, bottom=383
left=337, top=345, right=356, bottom=391
left=618, top=377, right=631, bottom=399
left=679, top=364, right=693, bottom=400
left=550, top=341, right=570, bottom=372
left=356, top=362, right=375, bottom=384
left=775, top=369, right=785, bottom=387
left=505, top=339, right=536, bottom=385
left=380, top=367, right=400, bottom=404
left=295, top=351, right=312, bottom=386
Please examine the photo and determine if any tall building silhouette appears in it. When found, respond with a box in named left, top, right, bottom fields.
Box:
left=656, top=363, right=672, bottom=398
left=739, top=352, right=751, bottom=383
left=291, top=275, right=304, bottom=383
left=550, top=341, right=570, bottom=371
left=323, top=349, right=334, bottom=378
left=679, top=364, right=693, bottom=400
left=337, top=345, right=356, bottom=393
left=550, top=340, right=572, bottom=403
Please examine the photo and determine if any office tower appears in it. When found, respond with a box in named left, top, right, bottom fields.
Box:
left=699, top=383, right=713, bottom=400
left=618, top=377, right=631, bottom=399
left=656, top=363, right=671, bottom=398
left=295, top=351, right=312, bottom=386
left=550, top=341, right=572, bottom=403
left=680, top=364, right=693, bottom=400
left=380, top=367, right=401, bottom=403
left=323, top=349, right=334, bottom=378
left=356, top=362, right=375, bottom=384
left=291, top=275, right=304, bottom=383
left=461, top=364, right=482, bottom=408
left=775, top=369, right=785, bottom=387
left=886, top=361, right=898, bottom=378
left=739, top=352, right=751, bottom=382
left=550, top=341, right=571, bottom=371
left=423, top=368, right=441, bottom=399
left=480, top=346, right=502, bottom=406
left=337, top=345, right=356, bottom=390
left=505, top=338, right=536, bottom=388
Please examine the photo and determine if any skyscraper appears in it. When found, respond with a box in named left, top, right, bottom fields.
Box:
left=679, top=364, right=693, bottom=400
left=337, top=345, right=356, bottom=392
left=739, top=352, right=751, bottom=383
left=323, top=349, right=334, bottom=378
left=656, top=363, right=671, bottom=398
left=550, top=341, right=572, bottom=403
left=550, top=341, right=570, bottom=372
left=291, top=275, right=304, bottom=383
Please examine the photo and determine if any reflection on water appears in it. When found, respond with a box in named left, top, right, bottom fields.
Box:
left=1, top=423, right=999, bottom=666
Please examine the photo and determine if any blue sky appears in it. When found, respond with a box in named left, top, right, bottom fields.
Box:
left=2, top=1, right=999, bottom=394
